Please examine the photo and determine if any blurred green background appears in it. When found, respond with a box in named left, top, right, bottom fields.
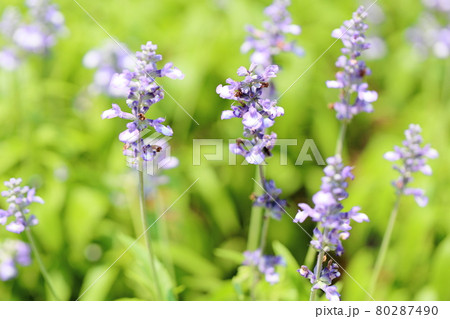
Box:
left=0, top=0, right=449, bottom=301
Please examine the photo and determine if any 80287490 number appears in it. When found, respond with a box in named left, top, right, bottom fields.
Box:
left=376, top=306, right=438, bottom=316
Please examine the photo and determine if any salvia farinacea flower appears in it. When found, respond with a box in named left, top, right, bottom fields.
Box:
left=0, top=0, right=66, bottom=70
left=83, top=41, right=135, bottom=96
left=217, top=63, right=283, bottom=165
left=294, top=156, right=369, bottom=300
left=0, top=178, right=44, bottom=234
left=384, top=124, right=438, bottom=207
left=294, top=156, right=369, bottom=255
left=0, top=239, right=31, bottom=281
left=299, top=261, right=341, bottom=301
left=241, top=0, right=303, bottom=67
left=102, top=41, right=184, bottom=164
left=243, top=249, right=285, bottom=284
left=326, top=6, right=378, bottom=121
left=253, top=179, right=287, bottom=220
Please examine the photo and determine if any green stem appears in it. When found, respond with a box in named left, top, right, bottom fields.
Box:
left=369, top=194, right=402, bottom=295
left=138, top=158, right=163, bottom=300
left=247, top=166, right=264, bottom=251
left=335, top=122, right=348, bottom=157
left=25, top=228, right=60, bottom=301
left=310, top=249, right=325, bottom=301
left=153, top=187, right=177, bottom=298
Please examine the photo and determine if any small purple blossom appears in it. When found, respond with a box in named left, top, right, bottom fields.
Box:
left=384, top=124, right=438, bottom=207
left=217, top=64, right=283, bottom=165
left=294, top=156, right=369, bottom=256
left=0, top=239, right=31, bottom=281
left=0, top=178, right=44, bottom=234
left=253, top=179, right=287, bottom=220
left=326, top=6, right=378, bottom=121
left=299, top=262, right=341, bottom=301
left=101, top=41, right=183, bottom=164
left=241, top=0, right=303, bottom=67
left=243, top=249, right=285, bottom=284
left=83, top=41, right=135, bottom=96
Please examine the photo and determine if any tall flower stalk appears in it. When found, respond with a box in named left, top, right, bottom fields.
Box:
left=0, top=178, right=60, bottom=300
left=102, top=41, right=184, bottom=300
left=299, top=6, right=376, bottom=300
left=369, top=124, right=438, bottom=294
left=217, top=64, right=286, bottom=298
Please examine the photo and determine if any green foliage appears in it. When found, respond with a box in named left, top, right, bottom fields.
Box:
left=0, top=0, right=449, bottom=301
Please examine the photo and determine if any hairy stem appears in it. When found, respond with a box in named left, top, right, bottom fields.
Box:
left=310, top=249, right=325, bottom=301
left=247, top=166, right=264, bottom=251
left=25, top=228, right=60, bottom=301
left=138, top=156, right=163, bottom=300
left=335, top=122, right=348, bottom=157
left=369, top=194, right=402, bottom=295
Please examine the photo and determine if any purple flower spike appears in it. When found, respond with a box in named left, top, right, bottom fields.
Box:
left=101, top=41, right=183, bottom=165
left=327, top=6, right=377, bottom=121
left=0, top=178, right=44, bottom=234
left=253, top=179, right=287, bottom=220
left=0, top=239, right=31, bottom=281
left=218, top=65, right=282, bottom=165
left=243, top=249, right=285, bottom=285
left=384, top=124, right=438, bottom=206
left=241, top=0, right=303, bottom=67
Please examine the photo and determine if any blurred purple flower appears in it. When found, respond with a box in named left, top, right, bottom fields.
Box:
left=83, top=41, right=135, bottom=96
left=0, top=178, right=44, bottom=234
left=326, top=6, right=378, bottom=121
left=0, top=239, right=31, bottom=281
left=241, top=0, right=303, bottom=67
left=243, top=249, right=285, bottom=284
left=384, top=124, right=438, bottom=207
left=102, top=41, right=183, bottom=164
left=0, top=0, right=66, bottom=70
left=217, top=64, right=283, bottom=165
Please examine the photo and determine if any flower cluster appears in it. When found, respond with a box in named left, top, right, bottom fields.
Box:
left=0, top=0, right=66, bottom=70
left=384, top=124, right=438, bottom=207
left=253, top=179, right=287, bottom=220
left=0, top=178, right=44, bottom=234
left=294, top=156, right=369, bottom=256
left=0, top=239, right=31, bottom=281
left=217, top=64, right=283, bottom=165
left=243, top=249, right=285, bottom=284
left=299, top=261, right=341, bottom=301
left=241, top=0, right=303, bottom=67
left=83, top=41, right=135, bottom=96
left=408, top=1, right=450, bottom=58
left=294, top=156, right=368, bottom=300
left=102, top=41, right=184, bottom=164
left=326, top=6, right=378, bottom=121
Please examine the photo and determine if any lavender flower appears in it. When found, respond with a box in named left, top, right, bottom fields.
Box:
left=241, top=0, right=303, bottom=67
left=408, top=1, right=450, bottom=58
left=83, top=41, right=135, bottom=96
left=0, top=178, right=44, bottom=234
left=101, top=41, right=184, bottom=165
left=326, top=6, right=378, bottom=121
left=299, top=261, right=341, bottom=301
left=295, top=156, right=369, bottom=256
left=384, top=124, right=438, bottom=207
left=294, top=156, right=368, bottom=300
left=0, top=239, right=31, bottom=281
left=217, top=64, right=283, bottom=165
left=243, top=249, right=285, bottom=284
